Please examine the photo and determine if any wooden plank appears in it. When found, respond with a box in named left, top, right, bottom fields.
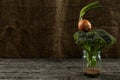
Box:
left=0, top=59, right=119, bottom=80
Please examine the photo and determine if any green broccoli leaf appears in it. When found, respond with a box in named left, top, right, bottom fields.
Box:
left=73, top=29, right=117, bottom=51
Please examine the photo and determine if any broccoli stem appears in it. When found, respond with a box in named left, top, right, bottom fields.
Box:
left=86, top=50, right=97, bottom=67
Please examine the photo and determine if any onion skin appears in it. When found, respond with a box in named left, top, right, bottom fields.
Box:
left=78, top=19, right=92, bottom=32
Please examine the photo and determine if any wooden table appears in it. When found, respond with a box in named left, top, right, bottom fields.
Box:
left=0, top=59, right=119, bottom=80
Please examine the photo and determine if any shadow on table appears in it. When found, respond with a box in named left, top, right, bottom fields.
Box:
left=61, top=73, right=120, bottom=80
left=99, top=73, right=120, bottom=80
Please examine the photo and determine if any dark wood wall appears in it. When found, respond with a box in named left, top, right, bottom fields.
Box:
left=0, top=0, right=119, bottom=58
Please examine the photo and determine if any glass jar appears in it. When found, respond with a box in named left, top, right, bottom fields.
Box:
left=83, top=50, right=101, bottom=78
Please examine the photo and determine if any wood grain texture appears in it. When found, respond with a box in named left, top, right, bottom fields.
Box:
left=0, top=0, right=120, bottom=58
left=0, top=59, right=119, bottom=80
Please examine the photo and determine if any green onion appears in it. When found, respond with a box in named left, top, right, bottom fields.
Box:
left=79, top=1, right=102, bottom=21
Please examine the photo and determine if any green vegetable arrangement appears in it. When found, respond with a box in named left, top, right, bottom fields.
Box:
left=74, top=29, right=116, bottom=67
left=73, top=1, right=117, bottom=67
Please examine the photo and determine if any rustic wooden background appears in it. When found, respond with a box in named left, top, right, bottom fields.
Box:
left=0, top=0, right=119, bottom=58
